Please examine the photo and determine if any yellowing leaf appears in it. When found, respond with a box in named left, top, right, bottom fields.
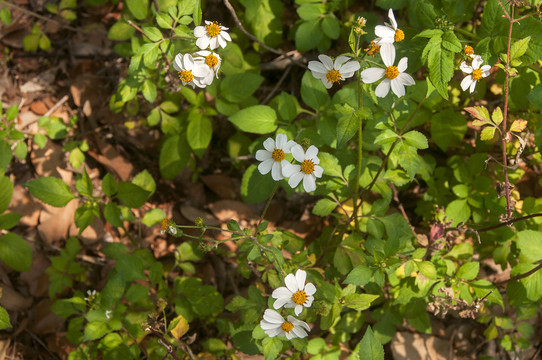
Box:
left=480, top=126, right=496, bottom=141
left=169, top=314, right=189, bottom=339
left=510, top=119, right=527, bottom=132
left=491, top=107, right=503, bottom=126
left=465, top=106, right=490, bottom=123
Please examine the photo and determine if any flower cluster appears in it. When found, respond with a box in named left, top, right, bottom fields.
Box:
left=256, top=134, right=324, bottom=193
left=259, top=269, right=316, bottom=339
left=459, top=46, right=491, bottom=93
left=173, top=20, right=230, bottom=89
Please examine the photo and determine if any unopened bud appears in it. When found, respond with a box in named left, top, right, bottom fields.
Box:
left=195, top=217, right=205, bottom=227
left=356, top=16, right=367, bottom=27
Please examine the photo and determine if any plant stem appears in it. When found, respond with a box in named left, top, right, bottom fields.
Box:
left=256, top=182, right=279, bottom=233
left=353, top=73, right=363, bottom=230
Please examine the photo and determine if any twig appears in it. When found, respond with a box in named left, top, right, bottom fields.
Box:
left=147, top=328, right=182, bottom=360
left=262, top=66, right=291, bottom=104
left=0, top=0, right=82, bottom=33
left=495, top=262, right=542, bottom=286
left=390, top=183, right=417, bottom=237
left=222, top=0, right=306, bottom=68
left=44, top=95, right=70, bottom=117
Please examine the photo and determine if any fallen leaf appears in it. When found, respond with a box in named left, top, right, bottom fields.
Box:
left=208, top=200, right=257, bottom=223
left=0, top=283, right=32, bottom=311
left=180, top=204, right=220, bottom=227
left=391, top=332, right=448, bottom=360
left=7, top=185, right=42, bottom=227
left=28, top=299, right=64, bottom=335
left=201, top=174, right=236, bottom=199
left=37, top=200, right=78, bottom=245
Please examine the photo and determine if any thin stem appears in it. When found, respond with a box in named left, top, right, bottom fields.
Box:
left=0, top=0, right=81, bottom=33
left=353, top=65, right=363, bottom=229
left=256, top=182, right=279, bottom=233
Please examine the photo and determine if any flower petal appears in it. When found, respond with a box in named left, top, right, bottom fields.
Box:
left=265, top=327, right=283, bottom=337
left=258, top=159, right=274, bottom=175
left=260, top=320, right=279, bottom=330
left=294, top=304, right=302, bottom=316
left=380, top=43, right=395, bottom=67
left=194, top=26, right=206, bottom=37
left=308, top=61, right=328, bottom=75
left=196, top=36, right=210, bottom=50
left=469, top=79, right=477, bottom=93
left=288, top=172, right=304, bottom=189
left=361, top=68, right=385, bottom=84
left=313, top=165, right=324, bottom=178
left=263, top=309, right=284, bottom=324
left=272, top=286, right=292, bottom=299
left=397, top=57, right=408, bottom=73
left=303, top=174, right=316, bottom=192
left=263, top=138, right=275, bottom=152
left=460, top=75, right=473, bottom=91
left=375, top=78, right=391, bottom=97
left=340, top=61, right=361, bottom=74
left=283, top=140, right=296, bottom=153
left=271, top=162, right=283, bottom=181
left=272, top=296, right=292, bottom=310
left=255, top=149, right=271, bottom=161
left=374, top=26, right=395, bottom=41
left=275, top=133, right=287, bottom=149
left=460, top=61, right=473, bottom=74
left=173, top=54, right=183, bottom=71
left=295, top=269, right=307, bottom=289
left=397, top=73, right=415, bottom=86
left=221, top=31, right=231, bottom=41
left=282, top=163, right=300, bottom=178
left=390, top=79, right=406, bottom=97
left=388, top=9, right=398, bottom=29
left=472, top=55, right=483, bottom=69
left=304, top=282, right=316, bottom=295
left=284, top=273, right=299, bottom=293
left=305, top=145, right=319, bottom=160
left=317, top=54, right=333, bottom=70
left=291, top=144, right=305, bottom=163
left=334, top=56, right=350, bottom=69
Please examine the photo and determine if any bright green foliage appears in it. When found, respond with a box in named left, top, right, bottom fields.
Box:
left=25, top=177, right=77, bottom=207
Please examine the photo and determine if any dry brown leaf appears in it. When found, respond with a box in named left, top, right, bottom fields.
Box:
left=28, top=299, right=64, bottom=335
left=208, top=200, right=257, bottom=223
left=30, top=141, right=64, bottom=178
left=7, top=185, right=42, bottom=227
left=30, top=100, right=48, bottom=115
left=180, top=204, right=220, bottom=226
left=201, top=174, right=236, bottom=199
left=0, top=283, right=32, bottom=311
left=19, top=254, right=50, bottom=298
left=68, top=215, right=104, bottom=246
left=87, top=142, right=133, bottom=181
left=37, top=200, right=78, bottom=245
left=390, top=332, right=449, bottom=360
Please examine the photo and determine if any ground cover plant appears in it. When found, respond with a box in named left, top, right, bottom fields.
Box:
left=0, top=0, right=541, bottom=358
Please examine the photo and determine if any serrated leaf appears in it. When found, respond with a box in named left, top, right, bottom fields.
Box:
left=116, top=182, right=150, bottom=208
left=465, top=106, right=491, bottom=125
left=491, top=107, right=503, bottom=126
left=336, top=110, right=359, bottom=148
left=427, top=44, right=454, bottom=99
left=510, top=36, right=530, bottom=61
left=359, top=326, right=384, bottom=360
left=414, top=29, right=442, bottom=39
left=142, top=208, right=166, bottom=227
left=318, top=152, right=341, bottom=177
left=374, top=129, right=398, bottom=145
left=312, top=198, right=337, bottom=216
left=403, top=130, right=428, bottom=149
left=126, top=0, right=148, bottom=20
left=442, top=31, right=462, bottom=52
left=510, top=119, right=527, bottom=133
left=143, top=27, right=163, bottom=42
left=228, top=106, right=277, bottom=134
left=456, top=262, right=479, bottom=280
left=0, top=176, right=13, bottom=213
left=480, top=126, right=496, bottom=141
left=169, top=314, right=189, bottom=339
left=25, top=177, right=76, bottom=207
left=0, top=232, right=32, bottom=271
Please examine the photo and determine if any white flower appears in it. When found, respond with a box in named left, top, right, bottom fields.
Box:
left=173, top=53, right=212, bottom=88
left=194, top=20, right=231, bottom=50
left=259, top=309, right=311, bottom=339
left=255, top=133, right=296, bottom=181
left=460, top=55, right=491, bottom=94
left=271, top=269, right=316, bottom=316
left=360, top=43, right=415, bottom=98
left=308, top=54, right=360, bottom=89
left=194, top=50, right=222, bottom=80
left=84, top=290, right=96, bottom=302
left=374, top=8, right=404, bottom=45
left=283, top=145, right=323, bottom=192
left=105, top=310, right=112, bottom=320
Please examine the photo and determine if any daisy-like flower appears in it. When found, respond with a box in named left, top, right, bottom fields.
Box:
left=160, top=218, right=177, bottom=235
left=194, top=50, right=222, bottom=80
left=194, top=20, right=231, bottom=50
left=259, top=309, right=311, bottom=339
left=283, top=145, right=324, bottom=193
left=271, top=269, right=316, bottom=316
left=308, top=54, right=360, bottom=89
left=255, top=133, right=296, bottom=181
left=173, top=53, right=212, bottom=89
left=463, top=45, right=474, bottom=57
left=374, top=9, right=405, bottom=44
left=460, top=55, right=491, bottom=94
left=84, top=290, right=96, bottom=302
left=360, top=43, right=415, bottom=98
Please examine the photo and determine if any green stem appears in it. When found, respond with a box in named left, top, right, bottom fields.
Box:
left=454, top=27, right=481, bottom=41
left=256, top=182, right=279, bottom=234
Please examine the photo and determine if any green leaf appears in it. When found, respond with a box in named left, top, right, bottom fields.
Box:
left=126, top=0, right=148, bottom=20
left=74, top=207, right=95, bottom=233
left=108, top=21, right=135, bottom=41
left=414, top=29, right=442, bottom=39
left=417, top=261, right=437, bottom=279
left=528, top=84, right=542, bottom=109
left=480, top=126, right=496, bottom=141
left=430, top=109, right=467, bottom=151
left=143, top=26, right=163, bottom=42
left=68, top=148, right=85, bottom=169
left=159, top=134, right=191, bottom=180
left=142, top=80, right=157, bottom=102
left=262, top=336, right=283, bottom=360
left=456, top=262, right=479, bottom=280
left=75, top=168, right=93, bottom=197
left=0, top=140, right=12, bottom=172
left=403, top=130, right=428, bottom=149
left=510, top=36, right=530, bottom=61
left=318, top=152, right=341, bottom=177
left=427, top=42, right=454, bottom=99
left=0, top=213, right=22, bottom=230
left=102, top=173, right=117, bottom=197
left=441, top=31, right=462, bottom=52
left=0, top=176, right=13, bottom=213
left=132, top=169, right=156, bottom=197
left=240, top=164, right=276, bottom=203
left=0, top=306, right=11, bottom=330
left=192, top=0, right=202, bottom=26
left=464, top=106, right=491, bottom=126
left=239, top=0, right=283, bottom=48
left=228, top=105, right=277, bottom=134
left=343, top=293, right=379, bottom=311
left=104, top=202, right=123, bottom=227
left=0, top=232, right=32, bottom=271
left=321, top=16, right=340, bottom=39
left=312, top=198, right=337, bottom=216
left=491, top=107, right=503, bottom=126
left=0, top=8, right=11, bottom=26
left=187, top=115, right=212, bottom=157
left=83, top=321, right=108, bottom=341
left=517, top=230, right=542, bottom=263
left=336, top=110, right=360, bottom=148
left=295, top=19, right=322, bottom=52
left=275, top=92, right=298, bottom=122
left=446, top=199, right=471, bottom=226
left=359, top=326, right=385, bottom=360
left=116, top=182, right=150, bottom=208
left=25, top=177, right=76, bottom=207
left=5, top=105, right=18, bottom=122
left=142, top=208, right=166, bottom=227
left=156, top=12, right=173, bottom=28
left=344, top=265, right=373, bottom=286
left=301, top=70, right=329, bottom=110
left=220, top=73, right=264, bottom=103
left=13, top=141, right=27, bottom=161
left=296, top=3, right=323, bottom=21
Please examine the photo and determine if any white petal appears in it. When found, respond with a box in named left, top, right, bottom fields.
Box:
left=461, top=75, right=473, bottom=91
left=303, top=174, right=316, bottom=192
left=304, top=282, right=316, bottom=295
left=217, top=36, right=227, bottom=49
left=374, top=25, right=395, bottom=41
left=472, top=55, right=483, bottom=69
left=196, top=36, right=210, bottom=50
left=375, top=79, right=391, bottom=97
left=341, top=71, right=356, bottom=79
left=263, top=309, right=284, bottom=324
left=290, top=316, right=311, bottom=332
left=380, top=43, right=395, bottom=66
left=255, top=149, right=271, bottom=161
left=388, top=8, right=398, bottom=29
left=294, top=305, right=302, bottom=316
left=284, top=273, right=299, bottom=293
left=288, top=172, right=304, bottom=189
left=260, top=320, right=280, bottom=330
left=275, top=133, right=287, bottom=149
left=308, top=61, right=328, bottom=75
left=282, top=163, right=299, bottom=178
left=221, top=31, right=232, bottom=42
left=323, top=79, right=333, bottom=88
left=265, top=327, right=283, bottom=337
left=283, top=140, right=296, bottom=153
left=397, top=57, right=408, bottom=73
left=340, top=61, right=361, bottom=74
left=194, top=26, right=206, bottom=37
left=173, top=54, right=183, bottom=71
left=263, top=138, right=275, bottom=152
left=361, top=68, right=385, bottom=84
left=291, top=144, right=305, bottom=163
left=305, top=296, right=314, bottom=307
left=460, top=61, right=473, bottom=74
left=291, top=326, right=308, bottom=339
left=313, top=165, right=324, bottom=178
left=469, top=80, right=477, bottom=93
left=397, top=73, right=415, bottom=86
left=305, top=145, right=319, bottom=160
left=272, top=286, right=292, bottom=299
left=390, top=79, right=406, bottom=97
left=295, top=269, right=307, bottom=289
left=271, top=162, right=283, bottom=181
left=258, top=159, right=274, bottom=175
left=272, top=296, right=292, bottom=310
left=317, top=54, right=333, bottom=70
left=334, top=56, right=350, bottom=69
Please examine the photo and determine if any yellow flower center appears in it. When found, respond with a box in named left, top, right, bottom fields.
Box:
left=205, top=54, right=218, bottom=68
left=179, top=70, right=194, bottom=83
left=365, top=41, right=380, bottom=56
left=160, top=218, right=169, bottom=231
left=394, top=29, right=405, bottom=42
left=301, top=160, right=315, bottom=175
left=326, top=69, right=342, bottom=84
left=472, top=68, right=483, bottom=81
left=464, top=45, right=474, bottom=56
left=272, top=148, right=285, bottom=162
left=205, top=22, right=221, bottom=37
left=281, top=321, right=294, bottom=333
left=292, top=290, right=307, bottom=305
left=385, top=66, right=399, bottom=80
